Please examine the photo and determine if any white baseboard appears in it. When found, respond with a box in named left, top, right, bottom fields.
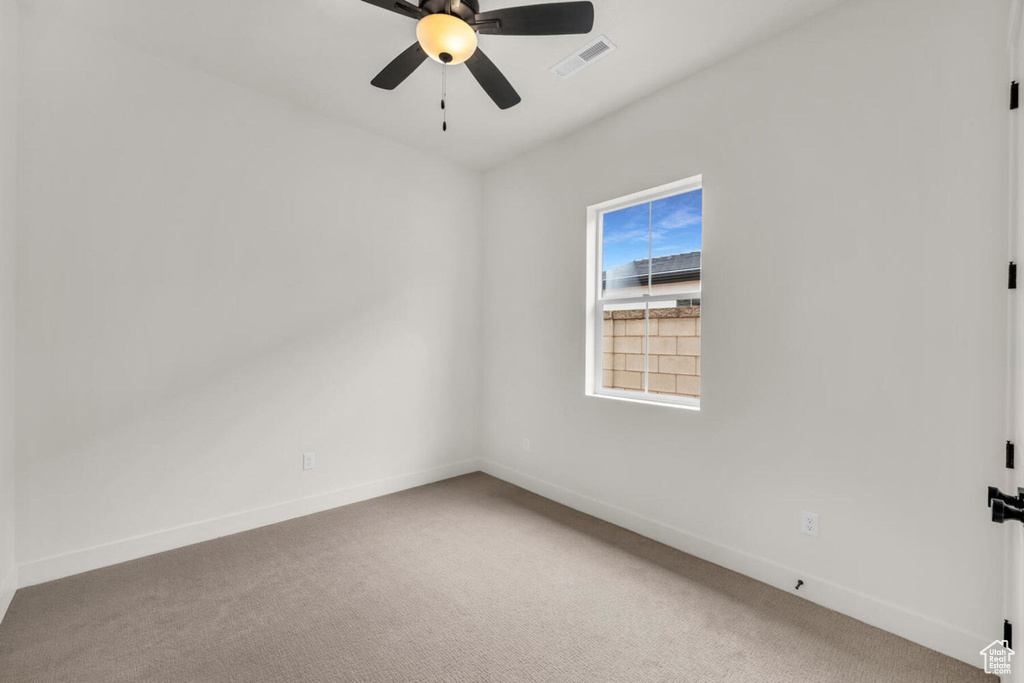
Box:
left=13, top=458, right=987, bottom=667
left=18, top=459, right=482, bottom=589
left=479, top=459, right=987, bottom=668
left=0, top=564, right=16, bottom=625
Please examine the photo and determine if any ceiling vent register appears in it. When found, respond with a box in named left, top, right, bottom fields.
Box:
left=550, top=35, right=616, bottom=79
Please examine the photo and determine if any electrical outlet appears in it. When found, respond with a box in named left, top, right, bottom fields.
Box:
left=522, top=438, right=530, bottom=452
left=303, top=452, right=316, bottom=471
left=801, top=511, right=819, bottom=537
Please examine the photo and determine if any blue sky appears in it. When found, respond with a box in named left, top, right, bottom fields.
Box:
left=602, top=189, right=702, bottom=272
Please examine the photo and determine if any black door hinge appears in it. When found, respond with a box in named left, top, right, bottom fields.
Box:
left=1010, top=262, right=1017, bottom=289
left=1006, top=620, right=1013, bottom=650
left=1008, top=441, right=1016, bottom=469
left=1013, top=81, right=1020, bottom=110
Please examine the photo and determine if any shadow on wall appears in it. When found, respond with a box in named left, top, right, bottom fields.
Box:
left=21, top=286, right=473, bottom=562
left=16, top=13, right=484, bottom=565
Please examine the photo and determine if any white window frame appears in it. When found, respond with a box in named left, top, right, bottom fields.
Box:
left=585, top=175, right=703, bottom=411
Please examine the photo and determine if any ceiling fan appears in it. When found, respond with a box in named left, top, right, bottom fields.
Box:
left=362, top=0, right=595, bottom=111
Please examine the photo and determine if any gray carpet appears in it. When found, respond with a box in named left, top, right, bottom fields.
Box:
left=0, top=473, right=992, bottom=682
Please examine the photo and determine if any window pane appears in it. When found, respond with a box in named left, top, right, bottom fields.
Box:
left=602, top=302, right=646, bottom=392
left=647, top=303, right=700, bottom=398
left=590, top=177, right=702, bottom=408
left=650, top=189, right=702, bottom=297
left=601, top=203, right=650, bottom=298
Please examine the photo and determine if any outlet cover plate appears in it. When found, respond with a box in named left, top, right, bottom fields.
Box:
left=801, top=511, right=819, bottom=537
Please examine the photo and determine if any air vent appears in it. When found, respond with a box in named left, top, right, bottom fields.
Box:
left=550, top=35, right=616, bottom=79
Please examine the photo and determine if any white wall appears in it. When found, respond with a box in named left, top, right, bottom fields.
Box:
left=15, top=10, right=483, bottom=584
left=480, top=0, right=1011, bottom=665
left=0, top=0, right=18, bottom=620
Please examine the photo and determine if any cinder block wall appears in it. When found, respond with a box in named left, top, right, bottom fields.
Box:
left=603, top=306, right=700, bottom=397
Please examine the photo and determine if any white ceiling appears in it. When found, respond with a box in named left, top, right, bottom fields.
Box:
left=22, top=0, right=850, bottom=169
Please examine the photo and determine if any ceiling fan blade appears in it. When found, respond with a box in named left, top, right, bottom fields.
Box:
left=471, top=1, right=594, bottom=36
left=360, top=0, right=425, bottom=20
left=371, top=42, right=428, bottom=90
left=465, top=49, right=521, bottom=110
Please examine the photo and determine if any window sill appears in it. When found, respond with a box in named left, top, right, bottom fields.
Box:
left=587, top=389, right=700, bottom=411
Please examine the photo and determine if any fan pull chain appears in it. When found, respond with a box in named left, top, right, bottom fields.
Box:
left=441, top=64, right=448, bottom=132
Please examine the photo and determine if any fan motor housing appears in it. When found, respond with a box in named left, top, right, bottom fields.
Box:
left=420, top=0, right=479, bottom=22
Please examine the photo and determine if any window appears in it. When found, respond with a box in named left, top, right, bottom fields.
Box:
left=585, top=176, right=703, bottom=409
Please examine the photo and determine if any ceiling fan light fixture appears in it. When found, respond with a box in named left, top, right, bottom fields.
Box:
left=416, top=14, right=478, bottom=65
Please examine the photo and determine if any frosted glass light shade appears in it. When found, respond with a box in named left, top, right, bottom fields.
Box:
left=416, top=14, right=478, bottom=65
